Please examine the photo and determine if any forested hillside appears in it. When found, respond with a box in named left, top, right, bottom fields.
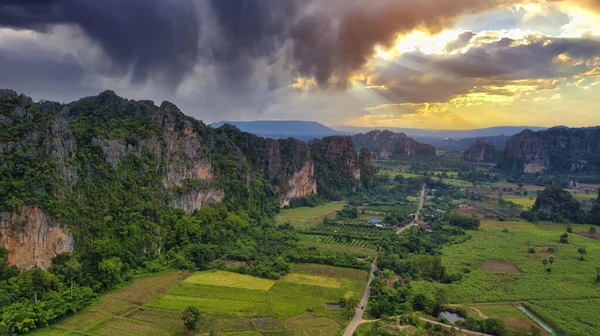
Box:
left=0, top=90, right=374, bottom=333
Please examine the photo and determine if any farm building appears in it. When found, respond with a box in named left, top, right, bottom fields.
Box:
left=416, top=221, right=430, bottom=228
left=367, top=219, right=382, bottom=224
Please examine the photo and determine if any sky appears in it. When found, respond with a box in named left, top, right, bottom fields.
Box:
left=1, top=0, right=600, bottom=130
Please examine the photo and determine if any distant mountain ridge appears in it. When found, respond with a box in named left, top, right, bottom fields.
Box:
left=210, top=121, right=548, bottom=146
left=421, top=135, right=511, bottom=151
left=335, top=125, right=547, bottom=139
left=211, top=120, right=346, bottom=141
left=352, top=130, right=436, bottom=159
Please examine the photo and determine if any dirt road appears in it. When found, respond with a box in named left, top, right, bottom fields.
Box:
left=396, top=184, right=426, bottom=234
left=343, top=258, right=378, bottom=336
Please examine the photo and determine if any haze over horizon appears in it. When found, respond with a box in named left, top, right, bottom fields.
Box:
left=2, top=0, right=600, bottom=129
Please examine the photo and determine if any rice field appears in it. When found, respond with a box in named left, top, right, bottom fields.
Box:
left=182, top=270, right=275, bottom=291
left=34, top=265, right=368, bottom=335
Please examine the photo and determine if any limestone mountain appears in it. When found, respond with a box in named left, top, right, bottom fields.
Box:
left=352, top=130, right=436, bottom=160
left=0, top=89, right=374, bottom=270
left=500, top=127, right=600, bottom=174
left=463, top=141, right=501, bottom=163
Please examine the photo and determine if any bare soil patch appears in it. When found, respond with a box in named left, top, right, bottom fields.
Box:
left=481, top=261, right=521, bottom=274
left=578, top=232, right=600, bottom=241
left=502, top=317, right=551, bottom=336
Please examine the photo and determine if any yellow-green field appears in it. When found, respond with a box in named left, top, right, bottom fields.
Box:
left=183, top=271, right=275, bottom=291
left=501, top=195, right=536, bottom=208
left=36, top=265, right=368, bottom=336
left=280, top=273, right=343, bottom=288
left=416, top=220, right=600, bottom=335
left=276, top=202, right=346, bottom=229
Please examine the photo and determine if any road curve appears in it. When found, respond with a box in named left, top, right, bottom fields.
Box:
left=343, top=258, right=378, bottom=336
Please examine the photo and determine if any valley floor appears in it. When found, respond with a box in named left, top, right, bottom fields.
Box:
left=33, top=264, right=368, bottom=336
left=413, top=220, right=600, bottom=336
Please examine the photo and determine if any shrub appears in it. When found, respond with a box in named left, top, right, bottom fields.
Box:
left=559, top=233, right=569, bottom=244
left=528, top=248, right=536, bottom=254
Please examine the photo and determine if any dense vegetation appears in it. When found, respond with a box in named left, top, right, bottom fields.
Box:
left=0, top=90, right=376, bottom=333
left=521, top=185, right=594, bottom=223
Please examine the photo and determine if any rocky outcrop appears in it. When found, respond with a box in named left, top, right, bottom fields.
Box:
left=501, top=127, right=600, bottom=173
left=169, top=189, right=225, bottom=213
left=279, top=160, right=317, bottom=207
left=352, top=130, right=436, bottom=159
left=463, top=141, right=500, bottom=163
left=309, top=136, right=370, bottom=197
left=0, top=206, right=74, bottom=271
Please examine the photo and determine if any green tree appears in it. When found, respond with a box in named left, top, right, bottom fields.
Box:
left=31, top=268, right=45, bottom=305
left=577, top=248, right=587, bottom=261
left=98, top=257, right=123, bottom=289
left=549, top=256, right=555, bottom=265
left=180, top=305, right=201, bottom=333
left=596, top=268, right=600, bottom=283
left=64, top=259, right=82, bottom=298
left=590, top=226, right=597, bottom=235
left=344, top=295, right=360, bottom=318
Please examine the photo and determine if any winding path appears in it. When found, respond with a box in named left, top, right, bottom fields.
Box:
left=343, top=185, right=427, bottom=335
left=396, top=184, right=426, bottom=234
left=343, top=257, right=378, bottom=336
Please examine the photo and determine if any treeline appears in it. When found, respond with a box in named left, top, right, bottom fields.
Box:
left=522, top=185, right=600, bottom=224
left=0, top=251, right=96, bottom=334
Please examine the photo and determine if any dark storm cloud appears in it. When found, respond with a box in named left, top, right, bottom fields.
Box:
left=0, top=0, right=200, bottom=87
left=369, top=36, right=600, bottom=104
left=445, top=31, right=476, bottom=52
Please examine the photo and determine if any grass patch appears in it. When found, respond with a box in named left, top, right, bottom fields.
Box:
left=290, top=264, right=369, bottom=283
left=283, top=313, right=340, bottom=336
left=147, top=295, right=271, bottom=316
left=280, top=273, right=343, bottom=288
left=276, top=202, right=347, bottom=229
left=183, top=271, right=275, bottom=291
left=502, top=196, right=536, bottom=208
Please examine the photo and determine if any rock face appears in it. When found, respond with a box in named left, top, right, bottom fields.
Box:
left=0, top=206, right=74, bottom=270
left=169, top=189, right=225, bottom=213
left=352, top=130, right=436, bottom=159
left=1, top=90, right=376, bottom=270
left=309, top=136, right=369, bottom=198
left=463, top=141, right=500, bottom=163
left=279, top=160, right=317, bottom=207
left=501, top=127, right=600, bottom=173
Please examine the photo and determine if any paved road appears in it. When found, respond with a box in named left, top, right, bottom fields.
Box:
left=396, top=184, right=426, bottom=234
left=343, top=258, right=378, bottom=336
